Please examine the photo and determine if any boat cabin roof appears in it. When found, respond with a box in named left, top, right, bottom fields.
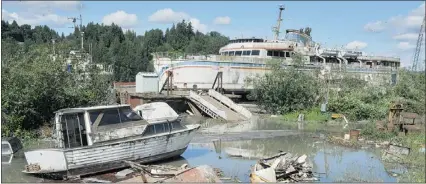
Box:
left=55, top=104, right=131, bottom=115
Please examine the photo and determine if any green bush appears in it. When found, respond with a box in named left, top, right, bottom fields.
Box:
left=248, top=53, right=320, bottom=114
left=1, top=42, right=112, bottom=137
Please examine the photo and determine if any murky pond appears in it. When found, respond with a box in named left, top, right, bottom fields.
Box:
left=1, top=117, right=403, bottom=183
left=183, top=134, right=398, bottom=183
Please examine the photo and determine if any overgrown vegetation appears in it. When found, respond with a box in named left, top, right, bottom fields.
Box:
left=249, top=52, right=425, bottom=122
left=1, top=42, right=112, bottom=138
left=328, top=70, right=425, bottom=121
left=247, top=53, right=320, bottom=114
left=1, top=20, right=229, bottom=137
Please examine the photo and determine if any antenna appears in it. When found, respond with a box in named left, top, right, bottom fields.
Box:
left=411, top=16, right=425, bottom=71
left=68, top=3, right=85, bottom=51
left=272, top=5, right=285, bottom=40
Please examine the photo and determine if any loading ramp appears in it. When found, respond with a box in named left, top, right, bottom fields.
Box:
left=186, top=90, right=252, bottom=122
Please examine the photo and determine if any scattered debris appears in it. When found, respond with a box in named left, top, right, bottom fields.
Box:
left=250, top=152, right=317, bottom=183
left=115, top=169, right=135, bottom=179
left=344, top=134, right=350, bottom=140
left=83, top=178, right=112, bottom=183
left=327, top=136, right=361, bottom=148
left=382, top=144, right=411, bottom=162
left=121, top=161, right=222, bottom=183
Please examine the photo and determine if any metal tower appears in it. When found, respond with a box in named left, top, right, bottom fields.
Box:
left=411, top=16, right=425, bottom=71
left=272, top=5, right=285, bottom=40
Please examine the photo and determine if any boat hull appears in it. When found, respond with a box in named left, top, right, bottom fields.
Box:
left=23, top=124, right=200, bottom=178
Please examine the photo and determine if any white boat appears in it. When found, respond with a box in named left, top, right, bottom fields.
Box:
left=22, top=104, right=200, bottom=178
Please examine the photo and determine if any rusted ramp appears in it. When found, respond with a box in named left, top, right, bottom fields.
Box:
left=186, top=91, right=248, bottom=122
left=200, top=95, right=246, bottom=122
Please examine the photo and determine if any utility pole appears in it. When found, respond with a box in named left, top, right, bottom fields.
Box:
left=272, top=5, right=285, bottom=40
left=68, top=5, right=84, bottom=51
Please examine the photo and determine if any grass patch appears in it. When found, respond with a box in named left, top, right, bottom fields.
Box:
left=280, top=107, right=330, bottom=122
left=360, top=122, right=397, bottom=141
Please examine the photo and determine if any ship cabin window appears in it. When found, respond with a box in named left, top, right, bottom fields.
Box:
left=143, top=122, right=171, bottom=136
left=273, top=51, right=279, bottom=57
left=228, top=51, right=235, bottom=56
left=252, top=50, right=260, bottom=56
left=143, top=124, right=156, bottom=136
left=171, top=121, right=185, bottom=131
left=61, top=113, right=88, bottom=148
left=267, top=50, right=291, bottom=58
left=242, top=50, right=251, bottom=56
left=235, top=51, right=242, bottom=56
left=89, top=107, right=143, bottom=128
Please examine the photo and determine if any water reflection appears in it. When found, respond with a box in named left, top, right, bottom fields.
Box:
left=183, top=135, right=397, bottom=183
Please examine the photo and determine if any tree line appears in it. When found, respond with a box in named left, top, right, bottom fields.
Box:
left=1, top=20, right=229, bottom=82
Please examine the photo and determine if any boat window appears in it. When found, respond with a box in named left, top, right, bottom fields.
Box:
left=273, top=51, right=279, bottom=57
left=98, top=109, right=121, bottom=126
left=171, top=121, right=185, bottom=131
left=61, top=113, right=87, bottom=148
left=228, top=51, right=235, bottom=56
left=154, top=123, right=166, bottom=134
left=235, top=51, right=242, bottom=56
left=118, top=107, right=142, bottom=123
left=286, top=52, right=290, bottom=57
left=89, top=111, right=101, bottom=125
left=251, top=50, right=260, bottom=56
left=267, top=51, right=273, bottom=56
left=143, top=125, right=155, bottom=136
left=164, top=123, right=170, bottom=132
left=224, top=51, right=228, bottom=56
left=279, top=51, right=285, bottom=57
left=242, top=50, right=251, bottom=56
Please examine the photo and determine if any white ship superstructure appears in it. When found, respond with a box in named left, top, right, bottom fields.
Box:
left=153, top=5, right=400, bottom=95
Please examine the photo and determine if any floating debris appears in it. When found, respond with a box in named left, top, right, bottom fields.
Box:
left=250, top=152, right=317, bottom=183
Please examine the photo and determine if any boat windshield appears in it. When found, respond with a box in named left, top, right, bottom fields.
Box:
left=89, top=106, right=143, bottom=126
left=119, top=107, right=143, bottom=122
left=284, top=32, right=311, bottom=46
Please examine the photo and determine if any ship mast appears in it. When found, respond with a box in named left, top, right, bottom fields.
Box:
left=272, top=5, right=285, bottom=40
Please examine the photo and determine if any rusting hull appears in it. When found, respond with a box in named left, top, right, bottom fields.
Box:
left=23, top=125, right=199, bottom=177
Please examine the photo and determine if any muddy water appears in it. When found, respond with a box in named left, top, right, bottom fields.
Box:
left=184, top=134, right=398, bottom=182
left=1, top=117, right=400, bottom=183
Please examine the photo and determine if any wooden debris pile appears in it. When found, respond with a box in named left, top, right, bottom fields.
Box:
left=250, top=152, right=317, bottom=183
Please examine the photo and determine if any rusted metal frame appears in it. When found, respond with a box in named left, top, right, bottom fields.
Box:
left=76, top=114, right=84, bottom=146
left=211, top=71, right=224, bottom=93
left=159, top=71, right=172, bottom=94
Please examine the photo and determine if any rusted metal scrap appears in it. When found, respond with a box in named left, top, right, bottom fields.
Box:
left=250, top=152, right=317, bottom=183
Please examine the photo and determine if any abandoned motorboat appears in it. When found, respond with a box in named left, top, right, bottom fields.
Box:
left=22, top=104, right=200, bottom=178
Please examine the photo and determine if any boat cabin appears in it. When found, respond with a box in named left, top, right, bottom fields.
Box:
left=53, top=104, right=185, bottom=149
